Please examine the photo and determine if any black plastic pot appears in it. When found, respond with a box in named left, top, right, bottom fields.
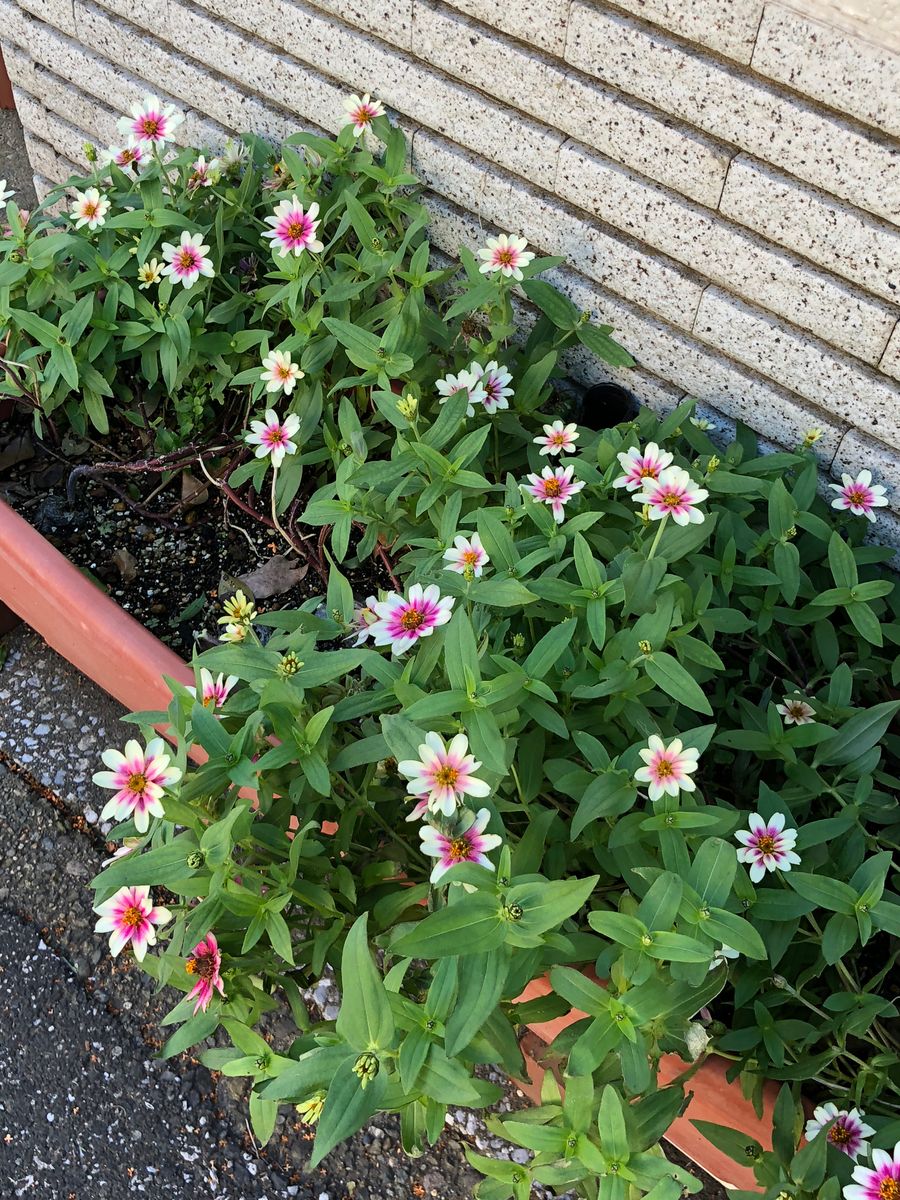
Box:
left=575, top=383, right=639, bottom=430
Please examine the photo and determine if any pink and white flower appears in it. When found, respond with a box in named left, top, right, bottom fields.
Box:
left=405, top=794, right=431, bottom=822
left=613, top=441, right=674, bottom=492
left=634, top=735, right=700, bottom=802
left=185, top=932, right=225, bottom=1014
left=0, top=180, right=14, bottom=204
left=69, top=187, right=110, bottom=231
left=160, top=231, right=214, bottom=289
left=470, top=361, right=513, bottom=414
left=188, top=668, right=238, bottom=711
left=829, top=470, right=889, bottom=522
left=524, top=464, right=585, bottom=523
left=443, top=532, right=489, bottom=578
left=735, top=812, right=801, bottom=883
left=262, top=196, right=323, bottom=258
left=93, top=738, right=182, bottom=833
left=118, top=94, right=184, bottom=148
left=352, top=595, right=380, bottom=646
left=93, top=885, right=171, bottom=961
left=806, top=1103, right=874, bottom=1161
left=477, top=234, right=534, bottom=281
left=137, top=258, right=164, bottom=289
left=776, top=697, right=816, bottom=726
left=534, top=420, right=579, bottom=456
left=709, top=944, right=739, bottom=971
left=188, top=154, right=220, bottom=189
left=633, top=465, right=707, bottom=526
left=420, top=809, right=502, bottom=883
left=245, top=408, right=301, bottom=468
left=398, top=732, right=491, bottom=817
left=436, top=368, right=487, bottom=418
left=260, top=349, right=304, bottom=395
left=367, top=584, right=454, bottom=655
left=844, top=1142, right=900, bottom=1199
left=102, top=141, right=144, bottom=170
left=342, top=92, right=385, bottom=136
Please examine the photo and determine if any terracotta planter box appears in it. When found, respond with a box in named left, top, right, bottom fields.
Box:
left=0, top=494, right=776, bottom=1190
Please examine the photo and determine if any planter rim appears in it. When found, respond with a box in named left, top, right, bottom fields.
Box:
left=0, top=496, right=775, bottom=1191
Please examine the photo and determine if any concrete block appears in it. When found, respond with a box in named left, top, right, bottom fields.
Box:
left=879, top=322, right=900, bottom=383
left=411, top=129, right=703, bottom=329
left=440, top=0, right=569, bottom=54
left=588, top=0, right=763, bottom=63
left=18, top=0, right=75, bottom=34
left=564, top=2, right=900, bottom=226
left=412, top=0, right=731, bottom=207
left=186, top=0, right=564, bottom=189
left=0, top=41, right=38, bottom=93
left=720, top=156, right=900, bottom=307
left=22, top=131, right=80, bottom=186
left=549, top=269, right=847, bottom=460
left=557, top=142, right=897, bottom=364
left=93, top=0, right=170, bottom=29
left=752, top=4, right=900, bottom=137
left=14, top=89, right=93, bottom=169
left=832, top=428, right=900, bottom=507
left=693, top=287, right=900, bottom=446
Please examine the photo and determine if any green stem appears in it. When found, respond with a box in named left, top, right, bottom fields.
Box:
left=646, top=515, right=668, bottom=560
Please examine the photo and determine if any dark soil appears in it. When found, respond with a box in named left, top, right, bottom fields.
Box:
left=0, top=418, right=390, bottom=659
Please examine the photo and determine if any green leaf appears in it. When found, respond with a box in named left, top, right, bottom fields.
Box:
left=444, top=949, right=509, bottom=1056
left=645, top=653, right=713, bottom=715
left=523, top=618, right=577, bottom=680
left=828, top=532, right=858, bottom=589
left=336, top=914, right=395, bottom=1051
left=505, top=876, right=599, bottom=938
left=814, top=700, right=900, bottom=766
left=786, top=872, right=857, bottom=916
left=577, top=323, right=635, bottom=368
left=597, top=1086, right=629, bottom=1160
left=391, top=894, right=505, bottom=958
left=701, top=908, right=766, bottom=959
left=572, top=771, right=637, bottom=836
left=310, top=1059, right=386, bottom=1167
left=687, top=838, right=737, bottom=908
left=521, top=279, right=580, bottom=330
left=161, top=1011, right=219, bottom=1059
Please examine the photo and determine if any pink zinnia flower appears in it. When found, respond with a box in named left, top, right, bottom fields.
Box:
left=477, top=234, right=534, bottom=281
left=735, top=812, right=800, bottom=883
left=829, top=470, right=888, bottom=522
left=470, top=361, right=513, bottom=414
left=185, top=932, right=225, bottom=1014
left=633, top=465, right=707, bottom=526
left=776, top=697, right=816, bottom=726
left=398, top=732, right=491, bottom=817
left=342, top=92, right=385, bottom=136
left=262, top=196, right=323, bottom=258
left=245, top=408, right=301, bottom=468
left=443, top=532, right=489, bottom=578
left=93, top=885, right=171, bottom=961
left=260, top=349, right=304, bottom=395
left=160, top=231, right=214, bottom=289
left=188, top=154, right=219, bottom=189
left=188, top=668, right=238, bottom=711
left=806, top=1104, right=874, bottom=1161
left=102, top=141, right=144, bottom=170
left=613, top=441, right=674, bottom=491
left=352, top=595, right=380, bottom=646
left=844, top=1142, right=900, bottom=1200
left=405, top=794, right=431, bottom=822
left=634, top=735, right=700, bottom=802
left=534, top=420, right=579, bottom=456
left=436, top=368, right=488, bottom=418
left=93, top=737, right=181, bottom=833
left=367, top=584, right=454, bottom=655
left=525, top=464, right=585, bottom=523
left=420, top=809, right=502, bottom=883
left=118, top=94, right=184, bottom=148
left=69, top=187, right=110, bottom=231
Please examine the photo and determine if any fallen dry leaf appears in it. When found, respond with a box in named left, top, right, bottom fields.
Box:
left=181, top=470, right=209, bottom=508
left=237, top=554, right=308, bottom=600
left=0, top=432, right=34, bottom=473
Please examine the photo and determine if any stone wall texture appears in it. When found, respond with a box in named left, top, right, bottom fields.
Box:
left=2, top=0, right=899, bottom=534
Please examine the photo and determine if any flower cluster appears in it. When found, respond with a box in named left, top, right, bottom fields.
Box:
left=436, top=361, right=513, bottom=417
left=218, top=589, right=257, bottom=644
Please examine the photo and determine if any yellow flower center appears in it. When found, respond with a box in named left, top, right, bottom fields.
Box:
left=655, top=759, right=674, bottom=778
left=497, top=248, right=515, bottom=266
left=639, top=465, right=657, bottom=477
left=141, top=118, right=160, bottom=137
left=400, top=609, right=425, bottom=631
left=757, top=835, right=777, bottom=854
left=447, top=836, right=471, bottom=861
left=879, top=1181, right=899, bottom=1200
left=121, top=905, right=144, bottom=929
left=435, top=765, right=460, bottom=789
left=827, top=1123, right=852, bottom=1146
left=128, top=772, right=148, bottom=794
left=277, top=364, right=293, bottom=380
left=178, top=249, right=196, bottom=269
left=186, top=954, right=216, bottom=981
left=287, top=220, right=306, bottom=239
left=542, top=478, right=562, bottom=497
left=84, top=201, right=98, bottom=218
left=662, top=491, right=682, bottom=508
left=202, top=695, right=216, bottom=708
left=461, top=549, right=479, bottom=565
left=848, top=488, right=868, bottom=505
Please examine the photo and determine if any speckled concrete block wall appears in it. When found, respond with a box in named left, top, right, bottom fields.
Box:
left=2, top=0, right=899, bottom=538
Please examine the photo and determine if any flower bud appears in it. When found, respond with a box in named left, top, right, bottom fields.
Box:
left=396, top=393, right=418, bottom=420
left=707, top=455, right=720, bottom=474
left=295, top=1093, right=326, bottom=1124
left=352, top=1052, right=379, bottom=1089
left=83, top=141, right=98, bottom=163
left=503, top=903, right=524, bottom=922
left=638, top=639, right=652, bottom=655
left=186, top=851, right=205, bottom=870
left=802, top=428, right=823, bottom=448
